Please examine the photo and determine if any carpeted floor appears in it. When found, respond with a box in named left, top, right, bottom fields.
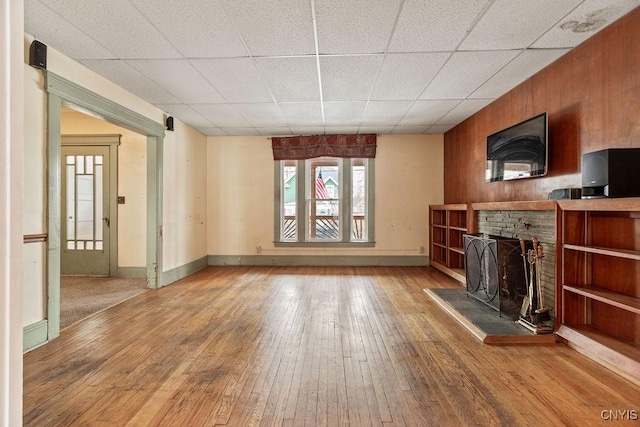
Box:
left=60, top=276, right=148, bottom=329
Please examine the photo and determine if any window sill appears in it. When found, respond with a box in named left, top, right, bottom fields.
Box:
left=274, top=241, right=376, bottom=248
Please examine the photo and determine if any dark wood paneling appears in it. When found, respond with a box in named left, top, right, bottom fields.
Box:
left=444, top=7, right=640, bottom=204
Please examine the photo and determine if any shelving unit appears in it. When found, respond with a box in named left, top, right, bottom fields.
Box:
left=429, top=204, right=468, bottom=284
left=557, top=198, right=640, bottom=385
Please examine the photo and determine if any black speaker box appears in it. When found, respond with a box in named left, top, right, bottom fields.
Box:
left=582, top=148, right=640, bottom=198
left=29, top=40, right=47, bottom=70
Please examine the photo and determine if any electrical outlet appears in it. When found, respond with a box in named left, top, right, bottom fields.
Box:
left=256, top=245, right=262, bottom=254
left=418, top=246, right=425, bottom=254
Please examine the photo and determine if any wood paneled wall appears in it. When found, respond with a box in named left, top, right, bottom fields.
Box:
left=444, top=7, right=640, bottom=204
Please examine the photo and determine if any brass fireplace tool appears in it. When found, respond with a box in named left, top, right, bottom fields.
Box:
left=517, top=237, right=553, bottom=334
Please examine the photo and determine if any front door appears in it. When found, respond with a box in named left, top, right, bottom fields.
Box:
left=61, top=145, right=111, bottom=275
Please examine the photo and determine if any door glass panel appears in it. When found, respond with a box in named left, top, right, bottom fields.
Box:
left=76, top=175, right=94, bottom=240
left=95, top=161, right=103, bottom=242
left=86, top=155, right=94, bottom=174
left=66, top=163, right=75, bottom=241
left=76, top=155, right=84, bottom=174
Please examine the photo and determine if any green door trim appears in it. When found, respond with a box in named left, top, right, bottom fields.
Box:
left=45, top=72, right=165, bottom=341
left=61, top=135, right=120, bottom=277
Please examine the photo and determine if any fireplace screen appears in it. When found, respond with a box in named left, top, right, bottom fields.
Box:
left=464, top=234, right=529, bottom=318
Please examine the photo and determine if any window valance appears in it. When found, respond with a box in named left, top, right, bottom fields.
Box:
left=271, top=134, right=376, bottom=160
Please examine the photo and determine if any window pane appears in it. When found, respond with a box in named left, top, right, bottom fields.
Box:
left=308, top=159, right=338, bottom=201
left=76, top=175, right=94, bottom=240
left=352, top=160, right=367, bottom=241
left=282, top=162, right=297, bottom=240
left=308, top=200, right=340, bottom=240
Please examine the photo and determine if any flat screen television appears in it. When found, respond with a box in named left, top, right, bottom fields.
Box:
left=486, top=112, right=548, bottom=182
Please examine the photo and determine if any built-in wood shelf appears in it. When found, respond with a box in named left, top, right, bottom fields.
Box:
left=564, top=285, right=640, bottom=315
left=564, top=244, right=640, bottom=261
left=449, top=247, right=464, bottom=255
left=429, top=204, right=468, bottom=284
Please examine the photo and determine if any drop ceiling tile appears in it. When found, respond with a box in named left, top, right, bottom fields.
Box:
left=358, top=126, right=395, bottom=134
left=39, top=0, right=181, bottom=58
left=25, top=1, right=116, bottom=59
left=156, top=104, right=215, bottom=128
left=127, top=60, right=225, bottom=104
left=192, top=58, right=273, bottom=103
left=279, top=103, right=324, bottom=126
left=323, top=102, right=367, bottom=126
left=459, top=0, right=581, bottom=50
left=221, top=127, right=261, bottom=136
left=361, top=101, right=413, bottom=125
left=257, top=128, right=292, bottom=136
left=220, top=0, right=315, bottom=55
left=191, top=104, right=253, bottom=128
left=320, top=56, right=383, bottom=101
left=470, top=49, right=569, bottom=99
left=533, top=0, right=640, bottom=48
left=290, top=127, right=327, bottom=135
left=315, top=0, right=403, bottom=54
left=79, top=59, right=180, bottom=104
left=391, top=126, right=428, bottom=134
left=426, top=124, right=456, bottom=133
left=436, top=99, right=494, bottom=125
left=389, top=0, right=490, bottom=52
left=129, top=0, right=247, bottom=58
left=399, top=100, right=461, bottom=126
left=324, top=127, right=360, bottom=134
left=233, top=103, right=287, bottom=127
left=254, top=57, right=320, bottom=102
left=420, top=50, right=520, bottom=100
left=371, top=53, right=450, bottom=100
left=196, top=127, right=228, bottom=136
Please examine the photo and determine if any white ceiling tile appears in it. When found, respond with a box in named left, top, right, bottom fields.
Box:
left=320, top=56, right=383, bottom=101
left=220, top=0, right=315, bottom=56
left=399, top=100, right=462, bottom=125
left=470, top=49, right=569, bottom=99
left=79, top=60, right=180, bottom=104
left=436, top=99, right=494, bottom=125
left=361, top=101, right=413, bottom=125
left=459, top=0, right=581, bottom=50
left=39, top=0, right=181, bottom=58
left=324, top=127, right=360, bottom=134
left=196, top=127, right=228, bottom=136
left=389, top=0, right=490, bottom=52
left=315, top=0, right=403, bottom=54
left=289, top=127, right=327, bottom=135
left=420, top=50, right=520, bottom=99
left=221, top=127, right=261, bottom=136
left=257, top=128, right=292, bottom=136
left=156, top=104, right=214, bottom=128
left=323, top=102, right=367, bottom=125
left=391, top=126, right=428, bottom=134
left=358, top=126, right=395, bottom=134
left=191, top=104, right=253, bottom=128
left=192, top=58, right=273, bottom=103
left=279, top=103, right=324, bottom=126
left=126, top=60, right=225, bottom=104
left=255, top=57, right=320, bottom=102
left=129, top=0, right=247, bottom=58
left=426, top=124, right=456, bottom=133
left=233, top=104, right=287, bottom=127
left=533, top=0, right=640, bottom=48
left=25, top=1, right=117, bottom=59
left=371, top=53, right=450, bottom=100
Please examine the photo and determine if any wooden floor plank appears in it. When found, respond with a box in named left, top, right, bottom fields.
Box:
left=23, top=266, right=640, bottom=426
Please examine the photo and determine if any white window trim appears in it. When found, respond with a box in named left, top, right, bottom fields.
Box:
left=274, top=158, right=375, bottom=247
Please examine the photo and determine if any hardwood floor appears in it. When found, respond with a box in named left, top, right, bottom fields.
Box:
left=24, top=266, right=640, bottom=426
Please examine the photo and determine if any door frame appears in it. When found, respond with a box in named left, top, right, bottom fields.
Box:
left=61, top=135, right=120, bottom=277
left=45, top=72, right=165, bottom=340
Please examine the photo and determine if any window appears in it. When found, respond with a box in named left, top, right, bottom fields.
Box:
left=275, top=157, right=374, bottom=246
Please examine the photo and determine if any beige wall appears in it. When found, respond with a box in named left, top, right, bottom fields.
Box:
left=60, top=110, right=147, bottom=267
left=207, top=134, right=443, bottom=257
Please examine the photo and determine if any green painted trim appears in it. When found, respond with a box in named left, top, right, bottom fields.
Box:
left=160, top=256, right=208, bottom=287
left=23, top=320, right=48, bottom=353
left=274, top=241, right=376, bottom=248
left=47, top=73, right=165, bottom=137
left=367, top=159, right=375, bottom=242
left=61, top=134, right=121, bottom=145
left=273, top=162, right=282, bottom=242
left=47, top=94, right=62, bottom=340
left=45, top=71, right=165, bottom=340
left=116, top=267, right=147, bottom=279
left=207, top=255, right=429, bottom=267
